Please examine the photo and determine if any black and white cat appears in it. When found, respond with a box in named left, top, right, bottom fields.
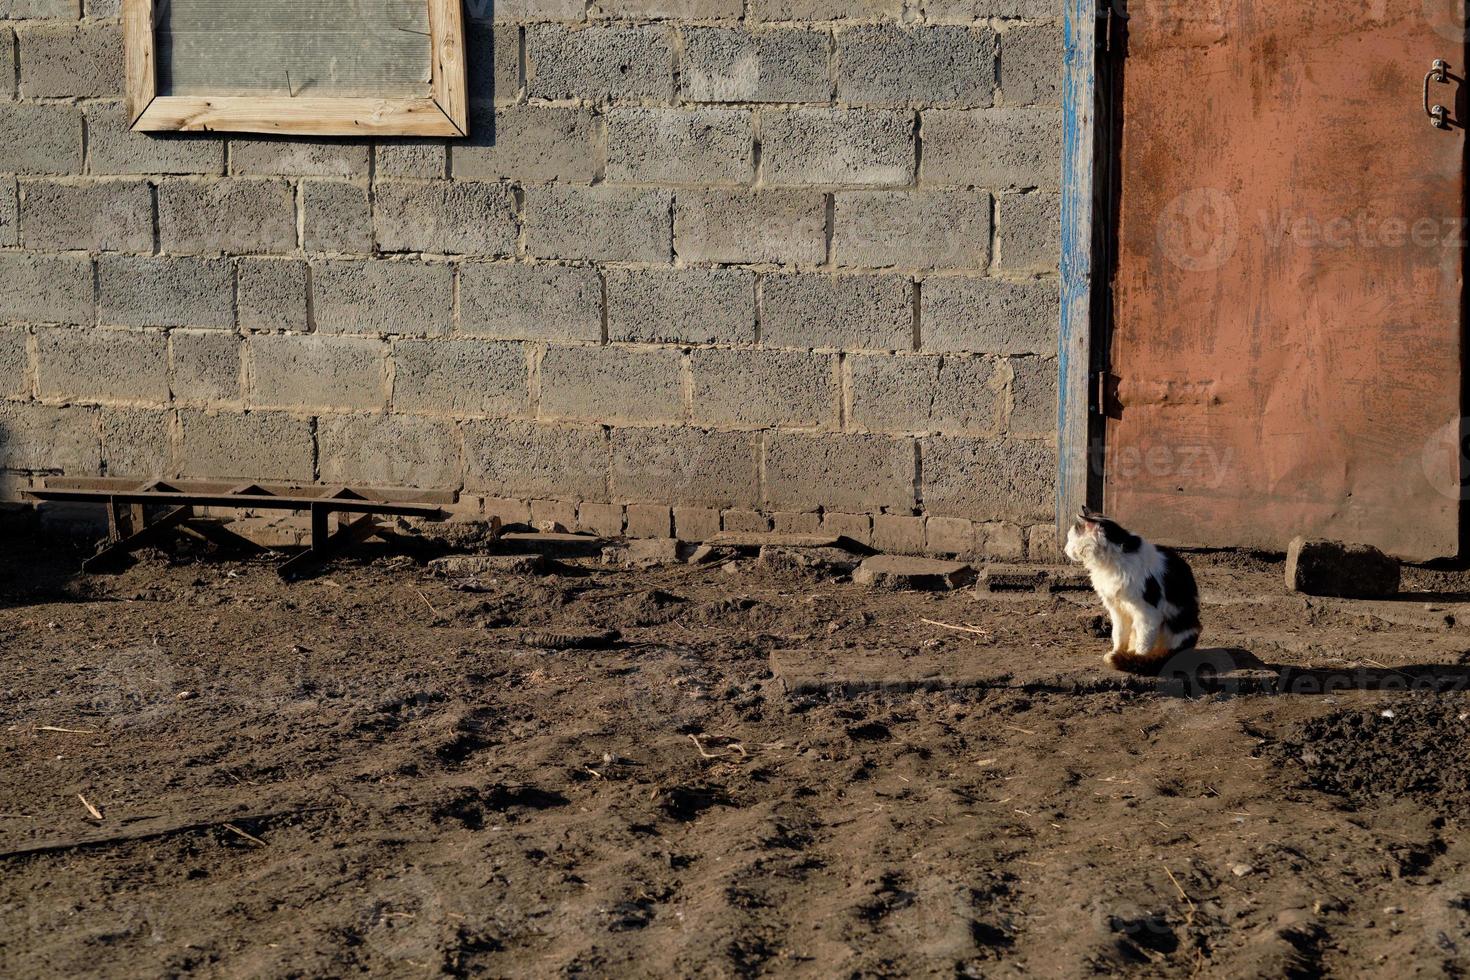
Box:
left=1064, top=510, right=1202, bottom=673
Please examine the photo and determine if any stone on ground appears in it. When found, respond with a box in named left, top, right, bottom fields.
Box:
left=602, top=538, right=688, bottom=568
left=498, top=531, right=605, bottom=558
left=853, top=555, right=975, bottom=591
left=1286, top=536, right=1400, bottom=598
left=978, top=563, right=1091, bottom=595
left=706, top=532, right=848, bottom=551
left=430, top=554, right=547, bottom=576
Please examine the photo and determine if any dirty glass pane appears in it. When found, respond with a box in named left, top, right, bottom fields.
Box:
left=158, top=0, right=433, bottom=99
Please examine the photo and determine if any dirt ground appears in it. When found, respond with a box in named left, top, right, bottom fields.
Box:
left=5, top=517, right=1470, bottom=978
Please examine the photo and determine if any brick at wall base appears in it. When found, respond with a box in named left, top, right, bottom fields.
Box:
left=485, top=498, right=532, bottom=526
left=674, top=506, right=722, bottom=542
left=873, top=514, right=926, bottom=555
left=578, top=502, right=625, bottom=538
left=626, top=503, right=672, bottom=538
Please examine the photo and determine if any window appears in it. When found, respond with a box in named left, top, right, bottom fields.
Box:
left=123, top=0, right=468, bottom=137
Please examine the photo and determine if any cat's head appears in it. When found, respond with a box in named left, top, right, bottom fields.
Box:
left=1064, top=509, right=1143, bottom=565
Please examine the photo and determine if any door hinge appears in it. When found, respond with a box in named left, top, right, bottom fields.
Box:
left=1091, top=371, right=1120, bottom=418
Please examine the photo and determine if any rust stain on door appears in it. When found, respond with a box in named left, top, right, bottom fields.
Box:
left=1107, top=0, right=1465, bottom=560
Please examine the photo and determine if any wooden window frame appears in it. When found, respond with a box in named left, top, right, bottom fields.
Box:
left=122, top=0, right=468, bottom=137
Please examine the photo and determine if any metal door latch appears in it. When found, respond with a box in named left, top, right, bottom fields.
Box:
left=1426, top=59, right=1451, bottom=129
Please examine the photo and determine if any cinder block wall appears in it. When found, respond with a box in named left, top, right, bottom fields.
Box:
left=0, top=0, right=1063, bottom=559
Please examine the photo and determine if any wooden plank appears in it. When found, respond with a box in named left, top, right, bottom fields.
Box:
left=40, top=476, right=457, bottom=505
left=1056, top=0, right=1097, bottom=532
left=122, top=0, right=157, bottom=125
left=428, top=0, right=469, bottom=136
left=134, top=94, right=460, bottom=136
left=26, top=489, right=447, bottom=518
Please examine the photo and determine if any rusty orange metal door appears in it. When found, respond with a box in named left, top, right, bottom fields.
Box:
left=1105, top=1, right=1466, bottom=560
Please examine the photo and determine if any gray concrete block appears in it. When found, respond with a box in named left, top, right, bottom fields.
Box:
left=923, top=108, right=1060, bottom=189
left=1007, top=355, right=1055, bottom=436
left=465, top=19, right=522, bottom=104
left=454, top=105, right=602, bottom=183
left=539, top=344, right=684, bottom=424
left=924, top=0, right=1058, bottom=18
left=606, top=267, right=754, bottom=345
left=302, top=180, right=372, bottom=254
left=157, top=178, right=297, bottom=255
left=527, top=24, right=672, bottom=102
left=228, top=139, right=370, bottom=177
left=761, top=108, right=913, bottom=187
left=690, top=348, right=836, bottom=429
left=925, top=515, right=980, bottom=558
left=393, top=339, right=529, bottom=417
left=997, top=191, right=1060, bottom=272
left=674, top=505, right=722, bottom=541
left=237, top=258, right=308, bottom=332
left=0, top=28, right=10, bottom=100
left=374, top=180, right=517, bottom=257
left=464, top=420, right=609, bottom=500
left=849, top=353, right=1000, bottom=434
left=760, top=273, right=912, bottom=351
left=98, top=255, right=233, bottom=328
left=524, top=185, right=671, bottom=263
left=248, top=334, right=387, bottom=413
left=0, top=326, right=28, bottom=398
left=318, top=413, right=462, bottom=489
left=100, top=409, right=171, bottom=479
left=999, top=21, right=1062, bottom=107
left=0, top=0, right=79, bottom=16
left=833, top=191, right=992, bottom=270
left=750, top=0, right=901, bottom=18
left=593, top=0, right=742, bottom=17
left=313, top=260, right=455, bottom=337
left=0, top=402, right=100, bottom=475
left=170, top=330, right=240, bottom=405
left=822, top=510, right=872, bottom=546
left=921, top=276, right=1057, bottom=354
left=681, top=26, right=830, bottom=104
left=83, top=101, right=223, bottom=175
left=922, top=434, right=1053, bottom=522
left=836, top=25, right=995, bottom=108
left=0, top=252, right=93, bottom=325
left=625, top=501, right=672, bottom=538
left=36, top=326, right=167, bottom=404
left=0, top=102, right=81, bottom=174
left=764, top=431, right=914, bottom=511
left=606, top=107, right=752, bottom=185
left=17, top=22, right=119, bottom=98
left=178, top=409, right=314, bottom=482
left=83, top=0, right=117, bottom=15
left=871, top=513, right=926, bottom=555
left=470, top=0, right=586, bottom=20
left=674, top=189, right=825, bottom=265
left=459, top=263, right=603, bottom=342
left=374, top=142, right=447, bottom=179
left=18, top=178, right=152, bottom=252
left=0, top=176, right=15, bottom=247
left=611, top=426, right=759, bottom=507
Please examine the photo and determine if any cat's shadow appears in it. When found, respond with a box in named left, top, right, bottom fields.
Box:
left=1151, top=647, right=1470, bottom=697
